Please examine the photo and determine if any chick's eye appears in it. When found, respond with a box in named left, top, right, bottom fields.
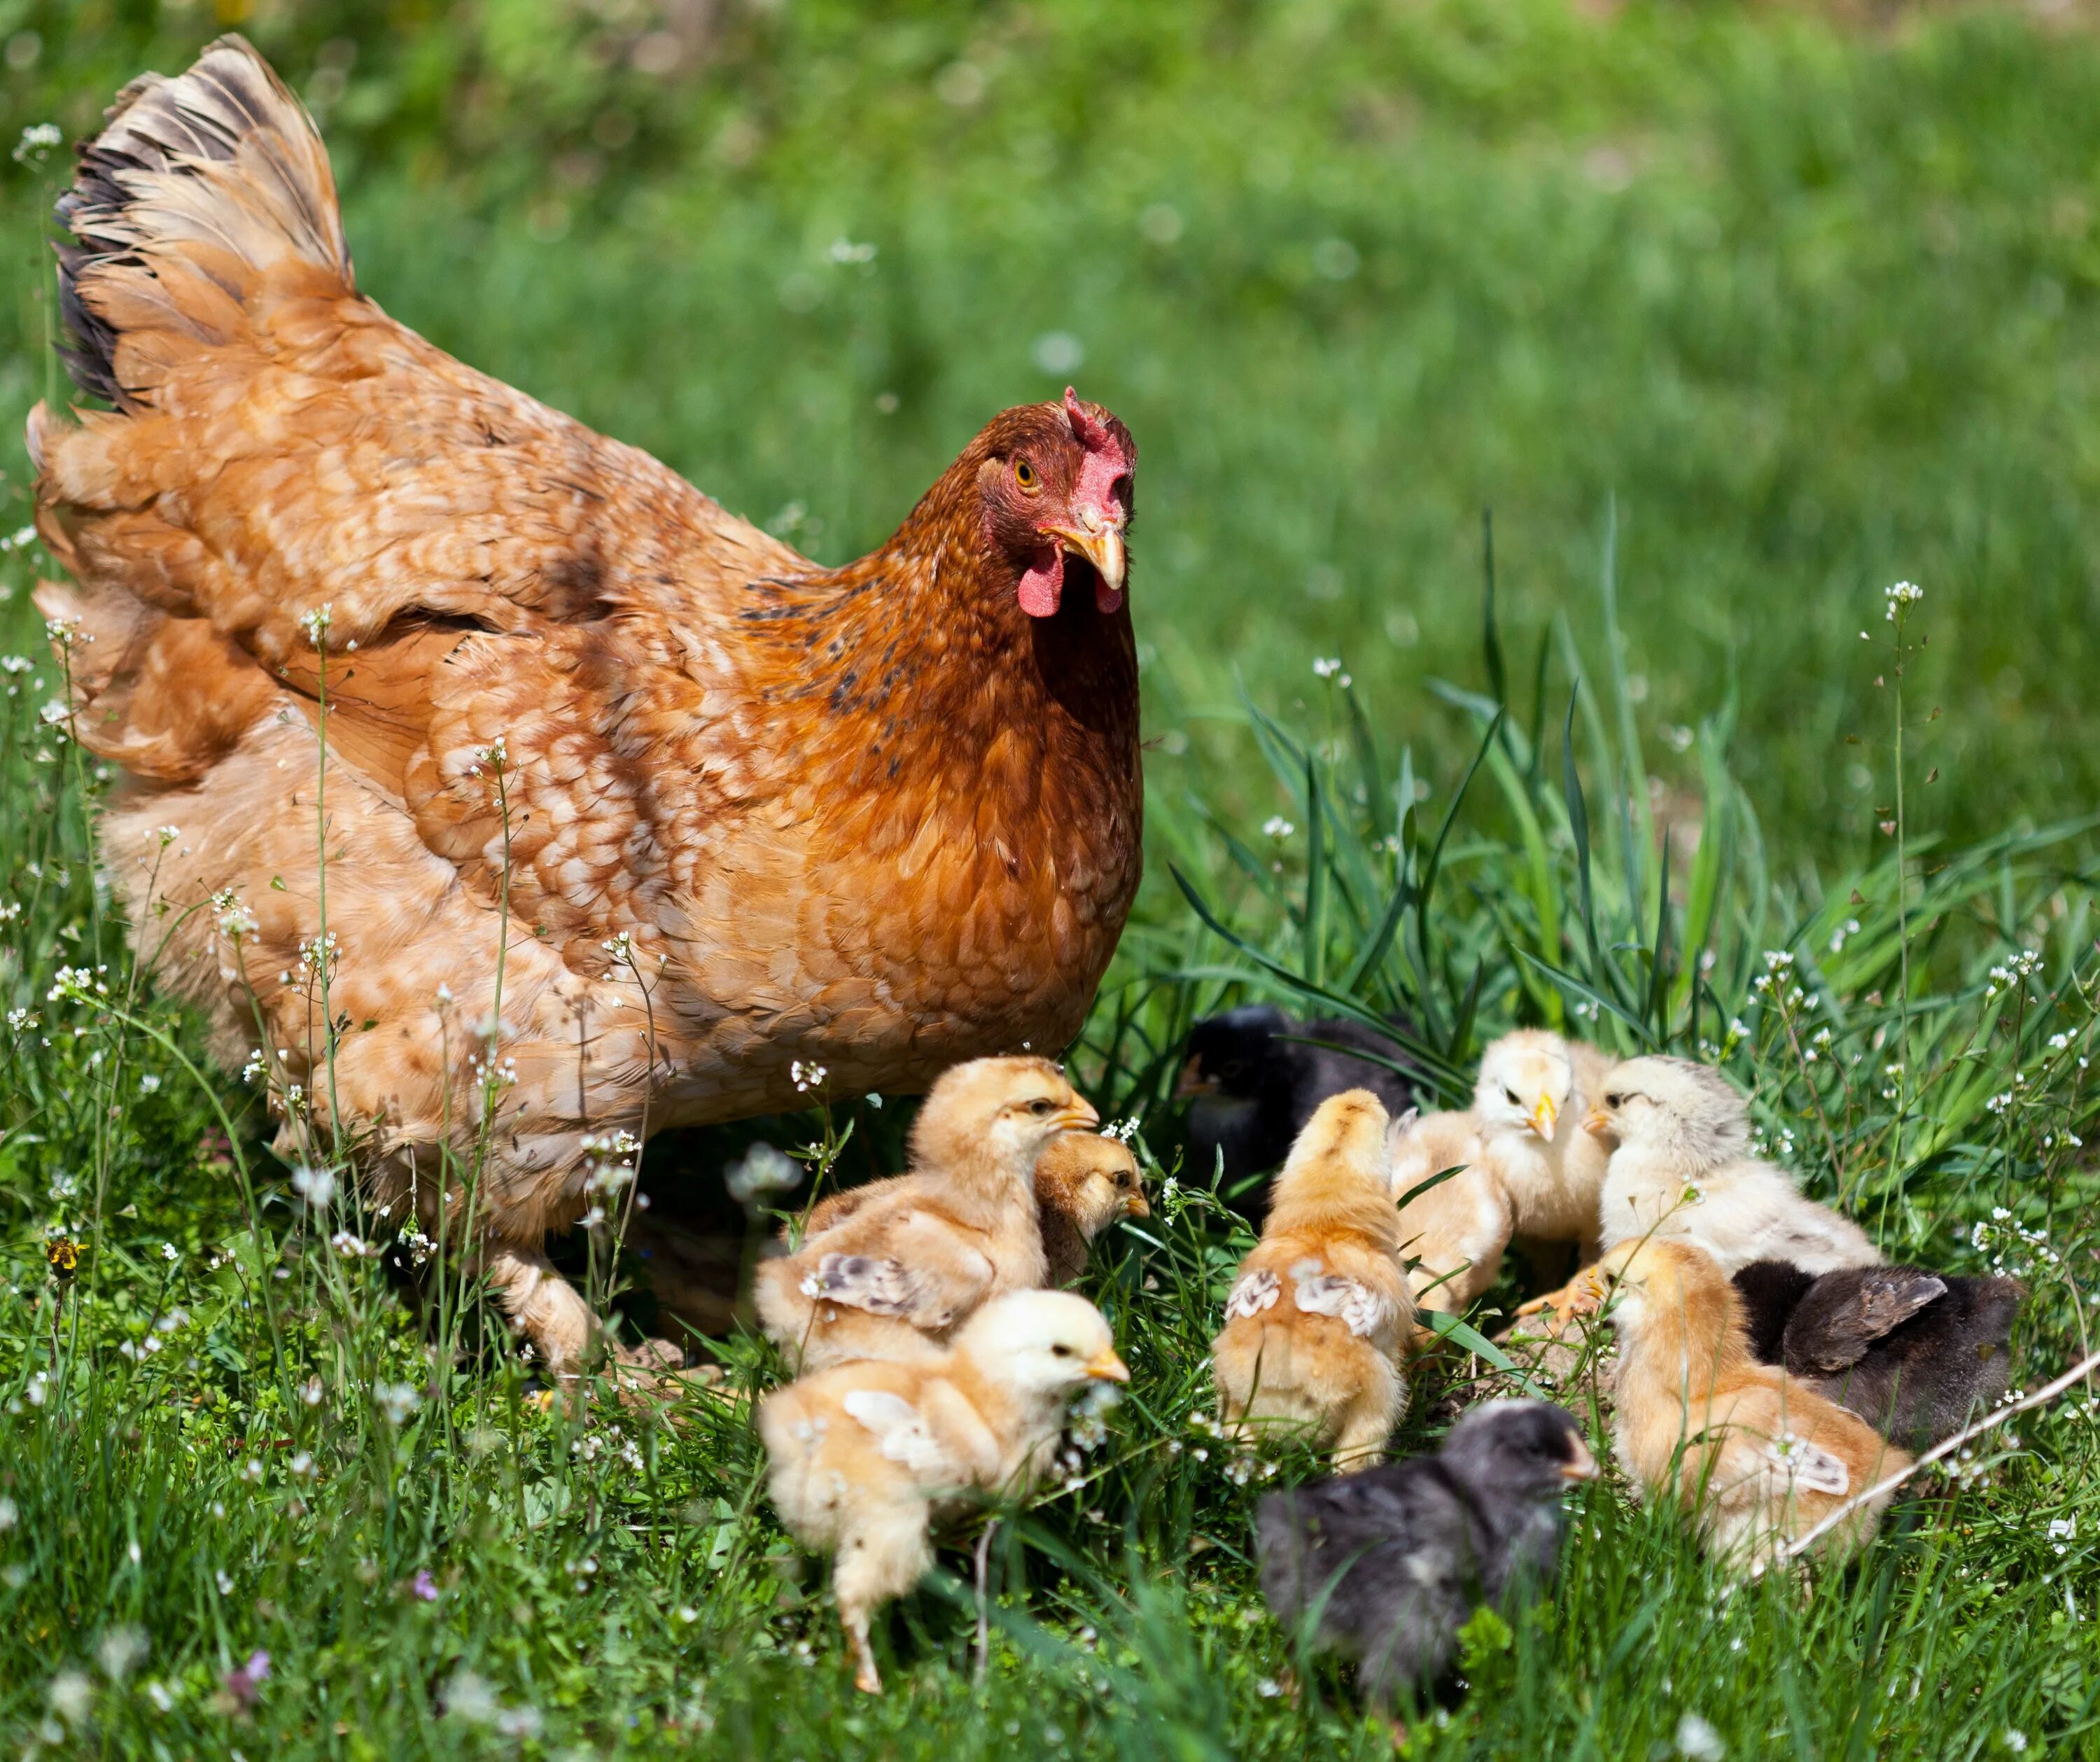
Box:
left=1050, top=1343, right=1072, bottom=1357
left=1504, top=1087, right=1522, bottom=1106
left=1604, top=1093, right=1622, bottom=1109
left=1028, top=1098, right=1054, bottom=1116
left=1014, top=458, right=1041, bottom=494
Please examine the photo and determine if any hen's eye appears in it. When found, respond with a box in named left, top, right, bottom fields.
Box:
left=1014, top=459, right=1041, bottom=494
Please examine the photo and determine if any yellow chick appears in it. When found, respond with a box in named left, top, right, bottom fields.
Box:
left=1565, top=1239, right=1911, bottom=1572
left=799, top=1130, right=1147, bottom=1290
left=1212, top=1091, right=1415, bottom=1467
left=1586, top=1057, right=1879, bottom=1274
left=754, top=1057, right=1097, bottom=1371
left=758, top=1289, right=1128, bottom=1693
left=1390, top=1031, right=1613, bottom=1313
left=1031, top=1132, right=1149, bottom=1285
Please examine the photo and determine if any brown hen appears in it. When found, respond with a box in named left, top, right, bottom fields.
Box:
left=29, top=39, right=1142, bottom=1375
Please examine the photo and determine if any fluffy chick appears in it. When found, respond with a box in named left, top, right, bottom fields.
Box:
left=1256, top=1401, right=1597, bottom=1708
left=759, top=1289, right=1128, bottom=1693
left=1212, top=1091, right=1415, bottom=1466
left=1732, top=1259, right=2023, bottom=1448
left=755, top=1058, right=1096, bottom=1370
left=1032, top=1132, right=1150, bottom=1285
left=1390, top=1032, right=1614, bottom=1313
left=1568, top=1240, right=1912, bottom=1572
left=1178, top=1005, right=1423, bottom=1210
left=797, top=1131, right=1147, bottom=1289
left=1587, top=1057, right=1879, bottom=1275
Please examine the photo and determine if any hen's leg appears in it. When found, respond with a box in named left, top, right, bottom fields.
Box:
left=479, top=1244, right=599, bottom=1376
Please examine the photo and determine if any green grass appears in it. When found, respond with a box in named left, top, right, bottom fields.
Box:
left=2, top=1, right=2099, bottom=1756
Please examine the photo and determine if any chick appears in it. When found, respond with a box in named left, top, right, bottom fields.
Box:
left=1389, top=1031, right=1614, bottom=1314
left=1178, top=1005, right=1423, bottom=1212
left=1386, top=1107, right=1499, bottom=1313
left=759, top=1289, right=1128, bottom=1693
left=1567, top=1240, right=1912, bottom=1572
left=754, top=1058, right=1096, bottom=1371
left=1256, top=1401, right=1597, bottom=1708
left=797, top=1131, right=1147, bottom=1290
left=1212, top=1091, right=1415, bottom=1466
left=1586, top=1057, right=1879, bottom=1275
left=1031, top=1132, right=1150, bottom=1285
left=1732, top=1259, right=2022, bottom=1448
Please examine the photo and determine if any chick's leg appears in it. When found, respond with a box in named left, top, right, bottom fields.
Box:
left=1329, top=1359, right=1404, bottom=1471
left=834, top=1505, right=934, bottom=1695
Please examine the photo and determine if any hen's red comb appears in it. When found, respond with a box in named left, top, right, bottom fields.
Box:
left=1065, top=386, right=1115, bottom=454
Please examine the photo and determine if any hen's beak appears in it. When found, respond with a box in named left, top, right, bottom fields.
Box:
left=1172, top=1058, right=1217, bottom=1102
left=1560, top=1435, right=1601, bottom=1482
left=1530, top=1094, right=1559, bottom=1142
left=1084, top=1348, right=1130, bottom=1383
left=1046, top=519, right=1127, bottom=601
left=1582, top=1107, right=1614, bottom=1138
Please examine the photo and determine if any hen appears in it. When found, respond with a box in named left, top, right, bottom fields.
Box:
left=30, top=40, right=1142, bottom=1374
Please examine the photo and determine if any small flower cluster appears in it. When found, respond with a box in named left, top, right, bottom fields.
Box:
left=1261, top=816, right=1294, bottom=841
left=791, top=1059, right=827, bottom=1093
left=13, top=123, right=61, bottom=165
left=373, top=1380, right=422, bottom=1425
left=572, top=1420, right=645, bottom=1474
left=1750, top=949, right=1808, bottom=1009
left=298, top=603, right=333, bottom=647
left=1100, top=1117, right=1142, bottom=1145
left=1311, top=656, right=1352, bottom=687
left=1884, top=579, right=1924, bottom=622
left=724, top=1141, right=801, bottom=1205
left=1967, top=1208, right=2059, bottom=1278
left=1984, top=948, right=2045, bottom=1002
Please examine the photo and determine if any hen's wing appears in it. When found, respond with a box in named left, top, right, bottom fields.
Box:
left=1784, top=1268, right=1947, bottom=1374
left=31, top=38, right=808, bottom=967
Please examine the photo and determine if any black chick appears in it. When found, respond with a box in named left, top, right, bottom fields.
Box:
left=1178, top=1005, right=1423, bottom=1215
left=1731, top=1259, right=2023, bottom=1449
left=1255, top=1401, right=1595, bottom=1709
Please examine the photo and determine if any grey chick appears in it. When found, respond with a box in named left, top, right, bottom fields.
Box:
left=1731, top=1259, right=2023, bottom=1449
left=1255, top=1401, right=1597, bottom=1709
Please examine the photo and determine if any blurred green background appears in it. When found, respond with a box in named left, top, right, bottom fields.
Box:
left=4, top=0, right=2098, bottom=866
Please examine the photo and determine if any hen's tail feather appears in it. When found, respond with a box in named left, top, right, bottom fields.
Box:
left=53, top=34, right=350, bottom=410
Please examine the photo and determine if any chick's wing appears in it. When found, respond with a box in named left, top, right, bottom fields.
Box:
left=1786, top=1268, right=1947, bottom=1373
left=1289, top=1261, right=1395, bottom=1338
left=1225, top=1268, right=1283, bottom=1321
left=840, top=1390, right=958, bottom=1477
left=806, top=1205, right=998, bottom=1329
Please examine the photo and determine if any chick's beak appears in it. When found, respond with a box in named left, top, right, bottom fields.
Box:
left=1053, top=1098, right=1101, bottom=1134
left=1560, top=1435, right=1601, bottom=1482
left=1530, top=1094, right=1559, bottom=1142
left=1046, top=518, right=1128, bottom=608
left=1582, top=1107, right=1614, bottom=1138
left=1172, top=1058, right=1218, bottom=1102
left=1564, top=1270, right=1607, bottom=1318
left=1121, top=1189, right=1152, bottom=1221
left=1084, top=1348, right=1130, bottom=1383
